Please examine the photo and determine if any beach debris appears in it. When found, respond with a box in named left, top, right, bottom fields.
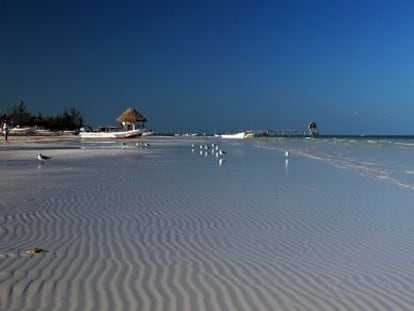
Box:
left=37, top=153, right=51, bottom=162
left=26, top=247, right=48, bottom=256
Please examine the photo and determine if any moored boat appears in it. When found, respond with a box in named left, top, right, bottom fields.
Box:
left=79, top=128, right=144, bottom=139
left=220, top=131, right=254, bottom=139
left=79, top=107, right=148, bottom=139
left=141, top=130, right=154, bottom=137
left=9, top=127, right=36, bottom=135
left=244, top=131, right=255, bottom=139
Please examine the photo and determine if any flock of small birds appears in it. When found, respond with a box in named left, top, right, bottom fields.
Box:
left=191, top=142, right=290, bottom=167
left=192, top=142, right=227, bottom=166
left=37, top=143, right=289, bottom=166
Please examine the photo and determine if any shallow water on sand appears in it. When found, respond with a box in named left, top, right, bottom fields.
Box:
left=2, top=137, right=414, bottom=310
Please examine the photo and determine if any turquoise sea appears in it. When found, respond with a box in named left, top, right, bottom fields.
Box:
left=261, top=135, right=414, bottom=191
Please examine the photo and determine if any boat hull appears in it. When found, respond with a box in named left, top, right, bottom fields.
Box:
left=79, top=129, right=143, bottom=139
left=9, top=127, right=36, bottom=135
left=220, top=131, right=254, bottom=139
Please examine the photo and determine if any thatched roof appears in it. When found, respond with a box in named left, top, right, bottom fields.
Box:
left=116, top=107, right=147, bottom=123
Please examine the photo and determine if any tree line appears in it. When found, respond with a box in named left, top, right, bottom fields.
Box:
left=1, top=101, right=84, bottom=131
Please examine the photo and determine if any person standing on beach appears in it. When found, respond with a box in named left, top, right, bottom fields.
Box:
left=2, top=119, right=9, bottom=143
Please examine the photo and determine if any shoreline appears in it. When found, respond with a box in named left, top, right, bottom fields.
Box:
left=1, top=133, right=80, bottom=144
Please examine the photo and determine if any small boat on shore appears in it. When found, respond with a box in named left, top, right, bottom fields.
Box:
left=220, top=131, right=254, bottom=139
left=79, top=128, right=144, bottom=139
left=79, top=107, right=148, bottom=139
left=9, top=126, right=36, bottom=135
left=141, top=130, right=154, bottom=137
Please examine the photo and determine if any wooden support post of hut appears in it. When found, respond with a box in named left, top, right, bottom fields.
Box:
left=116, top=107, right=147, bottom=131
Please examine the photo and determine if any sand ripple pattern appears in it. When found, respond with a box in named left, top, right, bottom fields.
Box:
left=2, top=142, right=414, bottom=310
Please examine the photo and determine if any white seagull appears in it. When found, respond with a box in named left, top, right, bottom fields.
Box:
left=37, top=153, right=51, bottom=161
left=285, top=149, right=289, bottom=158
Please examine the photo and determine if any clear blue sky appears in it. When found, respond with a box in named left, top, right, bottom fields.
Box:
left=1, top=0, right=414, bottom=134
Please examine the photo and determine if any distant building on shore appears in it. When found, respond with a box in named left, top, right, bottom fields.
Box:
left=116, top=107, right=147, bottom=130
left=308, top=122, right=319, bottom=137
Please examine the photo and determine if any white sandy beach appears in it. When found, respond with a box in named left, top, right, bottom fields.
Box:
left=2, top=136, right=414, bottom=310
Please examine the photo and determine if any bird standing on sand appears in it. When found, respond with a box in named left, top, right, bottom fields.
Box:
left=37, top=153, right=51, bottom=161
left=137, top=142, right=151, bottom=149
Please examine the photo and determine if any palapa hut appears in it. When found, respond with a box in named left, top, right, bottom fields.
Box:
left=116, top=107, right=147, bottom=131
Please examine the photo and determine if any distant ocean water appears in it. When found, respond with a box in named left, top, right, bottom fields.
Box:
left=256, top=135, right=414, bottom=191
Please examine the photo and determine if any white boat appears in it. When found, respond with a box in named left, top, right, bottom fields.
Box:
left=244, top=131, right=255, bottom=139
left=9, top=127, right=36, bottom=135
left=141, top=130, right=154, bottom=137
left=80, top=107, right=148, bottom=139
left=79, top=128, right=144, bottom=139
left=220, top=131, right=254, bottom=139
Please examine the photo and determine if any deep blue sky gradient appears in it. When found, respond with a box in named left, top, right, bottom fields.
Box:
left=1, top=0, right=414, bottom=134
